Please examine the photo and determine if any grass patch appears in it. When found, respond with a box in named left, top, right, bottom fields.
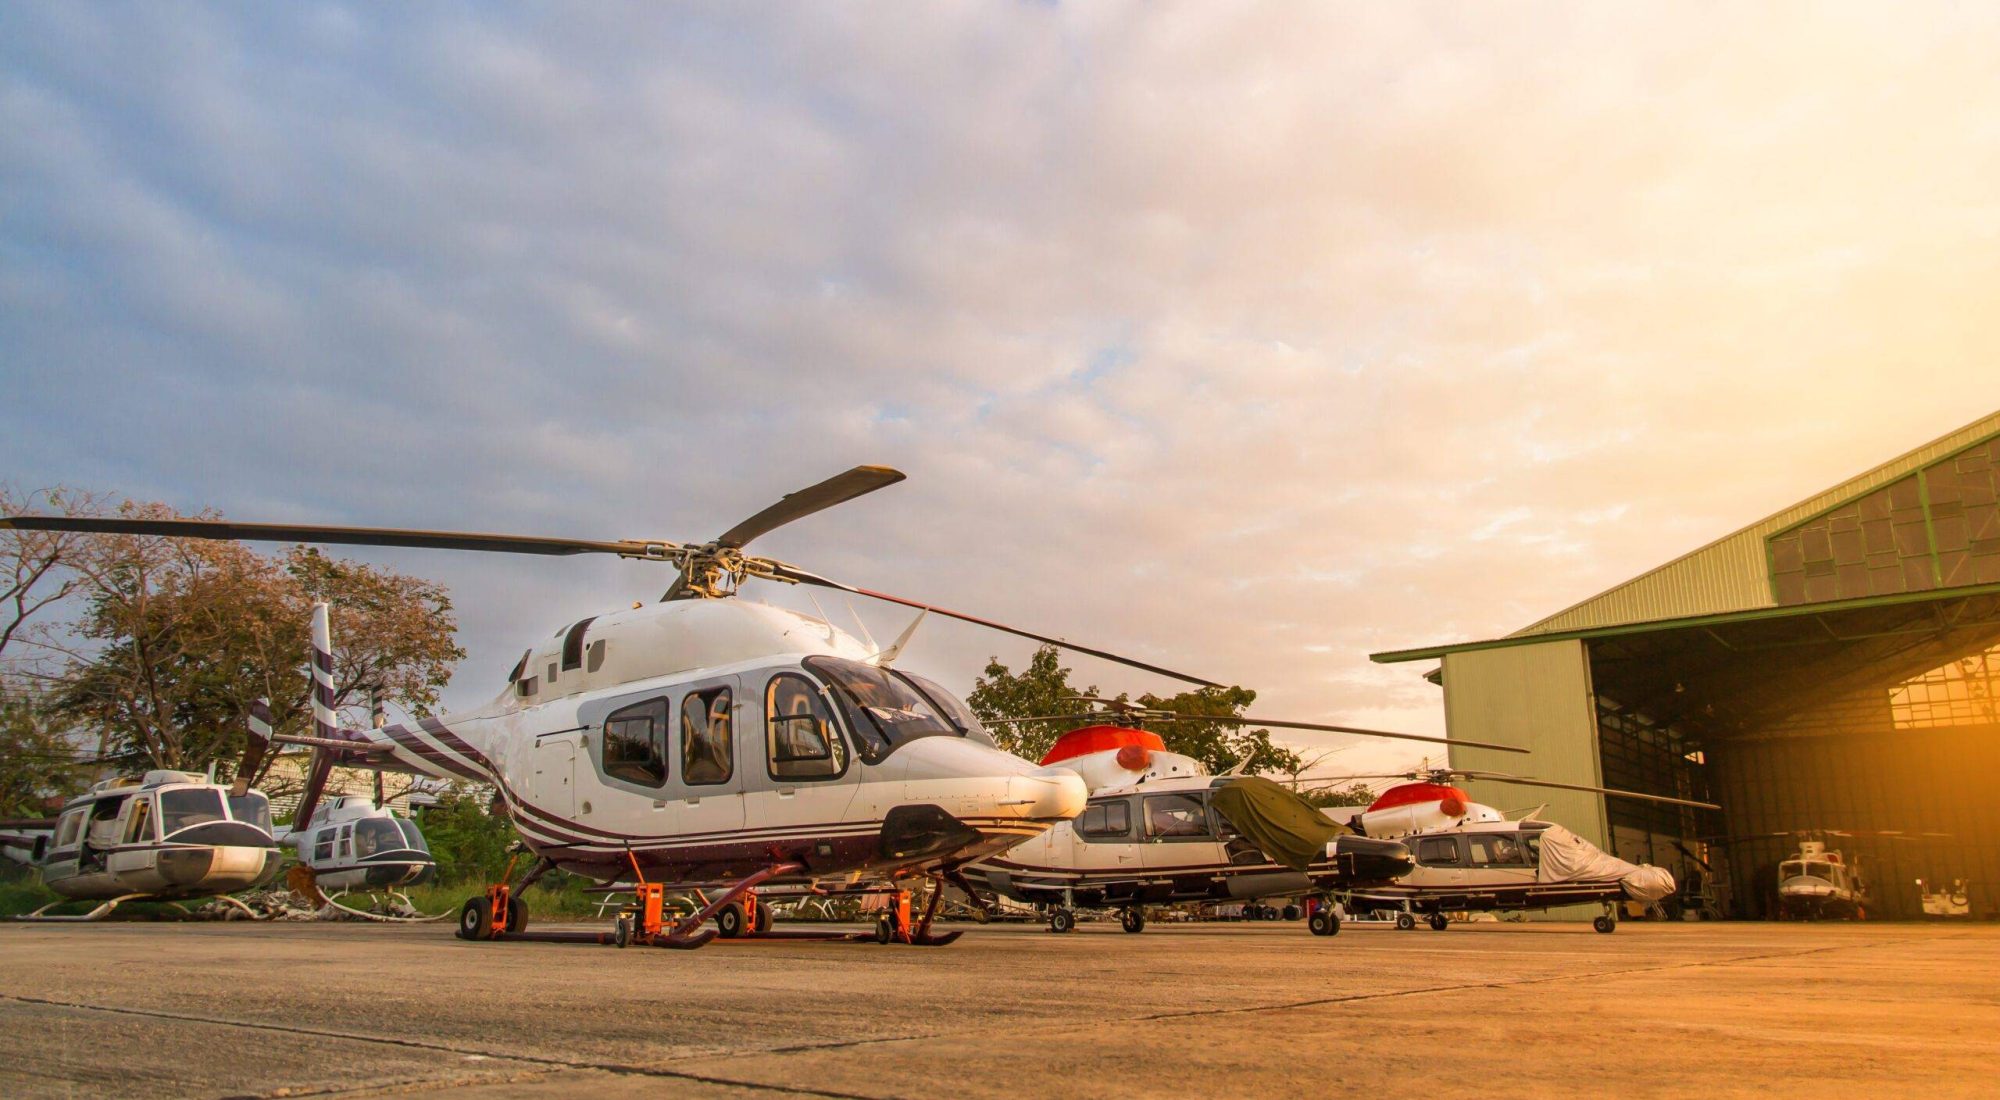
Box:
left=401, top=873, right=611, bottom=923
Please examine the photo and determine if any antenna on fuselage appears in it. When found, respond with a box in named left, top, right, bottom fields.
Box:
left=869, top=608, right=928, bottom=668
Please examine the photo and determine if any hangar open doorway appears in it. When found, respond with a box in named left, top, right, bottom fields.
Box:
left=1373, top=413, right=2000, bottom=919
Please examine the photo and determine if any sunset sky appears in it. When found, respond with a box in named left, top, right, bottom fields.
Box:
left=5, top=4, right=1999, bottom=779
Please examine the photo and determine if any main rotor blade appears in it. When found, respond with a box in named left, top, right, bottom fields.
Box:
left=715, top=466, right=906, bottom=550
left=0, top=515, right=653, bottom=558
left=1190, top=714, right=1529, bottom=756
left=1450, top=770, right=1721, bottom=811
left=774, top=565, right=1222, bottom=688
left=983, top=714, right=1107, bottom=727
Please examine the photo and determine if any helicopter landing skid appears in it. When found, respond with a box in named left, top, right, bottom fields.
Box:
left=13, top=892, right=153, bottom=922
left=319, top=888, right=451, bottom=923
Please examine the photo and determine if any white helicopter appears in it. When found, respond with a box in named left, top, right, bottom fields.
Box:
left=0, top=767, right=282, bottom=921
left=954, top=701, right=1535, bottom=934
left=1319, top=766, right=1716, bottom=933
left=1699, top=828, right=1950, bottom=921
left=5, top=466, right=1211, bottom=949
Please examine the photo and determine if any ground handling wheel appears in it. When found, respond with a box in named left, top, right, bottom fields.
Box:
left=1049, top=908, right=1076, bottom=934
left=717, top=901, right=747, bottom=939
left=614, top=914, right=634, bottom=948
left=1428, top=914, right=1449, bottom=932
left=1120, top=908, right=1145, bottom=934
left=752, top=900, right=774, bottom=934
left=874, top=915, right=894, bottom=944
left=1282, top=904, right=1301, bottom=922
left=504, top=896, right=528, bottom=935
left=1593, top=914, right=1617, bottom=934
left=1308, top=909, right=1339, bottom=937
left=1395, top=912, right=1416, bottom=931
left=456, top=897, right=493, bottom=941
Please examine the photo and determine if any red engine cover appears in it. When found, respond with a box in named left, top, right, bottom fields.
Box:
left=1367, top=782, right=1471, bottom=813
left=1040, top=725, right=1167, bottom=766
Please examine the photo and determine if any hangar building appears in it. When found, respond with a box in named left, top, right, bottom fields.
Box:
left=1372, top=411, right=2000, bottom=919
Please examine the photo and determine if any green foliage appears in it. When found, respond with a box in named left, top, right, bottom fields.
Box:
left=415, top=786, right=521, bottom=884
left=966, top=646, right=1096, bottom=762
left=0, top=689, right=89, bottom=818
left=968, top=645, right=1302, bottom=776
left=1304, top=781, right=1378, bottom=809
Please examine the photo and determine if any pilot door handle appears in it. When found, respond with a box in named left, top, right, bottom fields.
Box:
left=777, top=787, right=797, bottom=798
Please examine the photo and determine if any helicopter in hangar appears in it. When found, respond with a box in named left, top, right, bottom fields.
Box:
left=3, top=466, right=1215, bottom=949
left=1699, top=828, right=1949, bottom=921
left=954, top=694, right=1541, bottom=934
left=1316, top=766, right=1717, bottom=933
left=0, top=765, right=283, bottom=921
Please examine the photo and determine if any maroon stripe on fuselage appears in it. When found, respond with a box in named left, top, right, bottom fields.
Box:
left=379, top=725, right=484, bottom=780
left=419, top=716, right=491, bottom=768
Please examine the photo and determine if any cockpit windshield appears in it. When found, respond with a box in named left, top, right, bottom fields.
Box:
left=1780, top=861, right=1804, bottom=878
left=892, top=670, right=999, bottom=748
left=354, top=817, right=405, bottom=857
left=397, top=818, right=430, bottom=853
left=802, top=656, right=957, bottom=763
left=1806, top=862, right=1837, bottom=880
left=227, top=792, right=273, bottom=836
left=159, top=789, right=226, bottom=835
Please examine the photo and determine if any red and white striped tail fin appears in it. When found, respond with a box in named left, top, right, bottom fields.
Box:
left=310, top=601, right=339, bottom=742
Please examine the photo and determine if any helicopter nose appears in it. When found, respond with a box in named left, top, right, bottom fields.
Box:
left=1009, top=767, right=1087, bottom=821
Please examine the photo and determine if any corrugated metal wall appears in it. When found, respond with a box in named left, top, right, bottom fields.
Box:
left=1517, top=413, right=2000, bottom=636
left=1442, top=639, right=1608, bottom=847
left=1709, top=723, right=2000, bottom=920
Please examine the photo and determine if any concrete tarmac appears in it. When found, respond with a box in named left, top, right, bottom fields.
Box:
left=1, top=917, right=1994, bottom=1099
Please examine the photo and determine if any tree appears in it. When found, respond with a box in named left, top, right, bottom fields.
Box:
left=966, top=646, right=1096, bottom=762
left=967, top=645, right=1302, bottom=776
left=0, top=691, right=87, bottom=819
left=1303, top=782, right=1379, bottom=809
left=47, top=502, right=463, bottom=779
left=415, top=785, right=519, bottom=883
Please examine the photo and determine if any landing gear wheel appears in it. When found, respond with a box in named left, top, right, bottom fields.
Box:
left=874, top=915, right=894, bottom=944
left=1049, top=908, right=1076, bottom=934
left=1308, top=910, right=1339, bottom=937
left=614, top=914, right=633, bottom=948
left=1593, top=914, right=1616, bottom=934
left=456, top=897, right=493, bottom=941
left=1428, top=914, right=1449, bottom=932
left=752, top=902, right=773, bottom=934
left=1120, top=908, right=1145, bottom=934
left=716, top=901, right=747, bottom=939
left=1395, top=912, right=1416, bottom=931
left=1282, top=904, right=1301, bottom=922
left=504, top=897, right=528, bottom=935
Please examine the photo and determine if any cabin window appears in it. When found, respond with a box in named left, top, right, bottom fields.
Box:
left=1521, top=831, right=1544, bottom=865
left=1806, top=862, right=1837, bottom=880
left=517, top=676, right=538, bottom=698
left=55, top=811, right=83, bottom=849
left=338, top=823, right=352, bottom=859
left=227, top=792, right=273, bottom=836
left=1780, top=861, right=1804, bottom=878
left=586, top=639, right=606, bottom=673
left=160, top=789, right=226, bottom=835
left=313, top=828, right=334, bottom=862
left=1415, top=836, right=1460, bottom=866
left=396, top=818, right=430, bottom=853
left=1466, top=834, right=1529, bottom=866
left=561, top=617, right=596, bottom=671
left=1143, top=794, right=1211, bottom=839
left=801, top=656, right=956, bottom=764
left=602, top=698, right=670, bottom=786
left=681, top=688, right=734, bottom=786
left=355, top=818, right=402, bottom=857
left=124, top=798, right=155, bottom=843
left=766, top=674, right=847, bottom=780
left=1078, top=800, right=1132, bottom=839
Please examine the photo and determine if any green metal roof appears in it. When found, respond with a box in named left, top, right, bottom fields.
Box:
left=1370, top=579, right=2000, bottom=664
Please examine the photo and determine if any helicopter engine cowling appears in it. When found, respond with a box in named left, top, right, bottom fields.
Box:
left=1356, top=782, right=1503, bottom=838
left=1039, top=725, right=1205, bottom=792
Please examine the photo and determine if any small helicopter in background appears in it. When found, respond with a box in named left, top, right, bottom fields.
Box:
left=1313, top=766, right=1715, bottom=933
left=0, top=768, right=282, bottom=921
left=1702, top=828, right=1950, bottom=921
left=7, top=466, right=1205, bottom=950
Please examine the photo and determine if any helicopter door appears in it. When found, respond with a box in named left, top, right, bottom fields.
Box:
left=677, top=676, right=747, bottom=843
left=1409, top=834, right=1467, bottom=889
left=745, top=670, right=855, bottom=838
left=1139, top=792, right=1225, bottom=896
left=529, top=736, right=578, bottom=818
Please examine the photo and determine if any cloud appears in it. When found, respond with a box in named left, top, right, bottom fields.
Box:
left=6, top=2, right=2000, bottom=773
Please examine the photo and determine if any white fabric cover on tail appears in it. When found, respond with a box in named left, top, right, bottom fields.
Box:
left=1534, top=825, right=1676, bottom=904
